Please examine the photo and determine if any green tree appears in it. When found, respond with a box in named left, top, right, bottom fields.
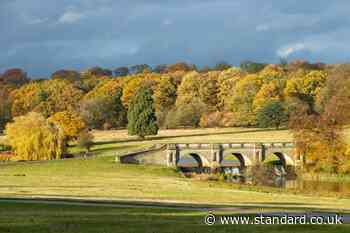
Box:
left=127, top=87, right=158, bottom=138
left=256, top=100, right=288, bottom=129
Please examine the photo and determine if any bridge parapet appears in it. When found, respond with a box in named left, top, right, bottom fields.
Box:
left=167, top=142, right=298, bottom=168
left=168, top=142, right=294, bottom=149
left=262, top=142, right=294, bottom=148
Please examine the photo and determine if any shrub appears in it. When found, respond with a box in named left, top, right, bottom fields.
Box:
left=0, top=144, right=11, bottom=152
left=77, top=130, right=94, bottom=152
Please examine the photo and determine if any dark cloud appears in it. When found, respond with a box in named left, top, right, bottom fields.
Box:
left=1, top=0, right=350, bottom=77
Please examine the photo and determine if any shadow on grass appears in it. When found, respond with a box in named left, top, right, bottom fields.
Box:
left=1, top=199, right=349, bottom=233
left=0, top=197, right=348, bottom=214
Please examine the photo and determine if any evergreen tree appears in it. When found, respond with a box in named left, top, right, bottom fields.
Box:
left=127, top=87, right=158, bottom=138
left=257, top=100, right=288, bottom=129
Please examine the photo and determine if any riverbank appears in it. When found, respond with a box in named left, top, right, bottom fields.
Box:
left=300, top=172, right=350, bottom=182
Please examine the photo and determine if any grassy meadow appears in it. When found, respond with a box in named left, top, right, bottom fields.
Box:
left=0, top=127, right=350, bottom=207
left=1, top=127, right=350, bottom=232
left=1, top=151, right=350, bottom=211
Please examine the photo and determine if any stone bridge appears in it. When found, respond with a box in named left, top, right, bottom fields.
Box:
left=166, top=142, right=301, bottom=170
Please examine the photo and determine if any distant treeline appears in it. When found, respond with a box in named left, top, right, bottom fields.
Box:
left=0, top=60, right=350, bottom=172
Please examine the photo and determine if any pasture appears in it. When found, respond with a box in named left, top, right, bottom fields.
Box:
left=1, top=127, right=350, bottom=232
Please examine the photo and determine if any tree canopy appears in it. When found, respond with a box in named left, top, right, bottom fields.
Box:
left=5, top=112, right=64, bottom=161
left=127, top=87, right=158, bottom=138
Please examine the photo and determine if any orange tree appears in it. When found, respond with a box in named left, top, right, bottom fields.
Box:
left=48, top=111, right=86, bottom=140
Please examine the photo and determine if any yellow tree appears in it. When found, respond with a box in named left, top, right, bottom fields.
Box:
left=253, top=79, right=286, bottom=112
left=217, top=67, right=242, bottom=110
left=176, top=71, right=201, bottom=106
left=84, top=79, right=122, bottom=100
left=5, top=112, right=64, bottom=161
left=11, top=80, right=84, bottom=118
left=199, top=71, right=220, bottom=111
left=258, top=64, right=285, bottom=83
left=285, top=70, right=327, bottom=99
left=10, top=82, right=44, bottom=117
left=154, top=76, right=177, bottom=112
left=231, top=74, right=263, bottom=126
left=121, top=76, right=144, bottom=108
left=39, top=79, right=84, bottom=117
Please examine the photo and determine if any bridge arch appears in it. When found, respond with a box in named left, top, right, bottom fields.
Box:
left=176, top=152, right=210, bottom=173
left=220, top=152, right=253, bottom=168
left=264, top=152, right=294, bottom=168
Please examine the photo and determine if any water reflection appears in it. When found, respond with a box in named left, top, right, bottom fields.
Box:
left=179, top=161, right=350, bottom=196
left=223, top=166, right=350, bottom=196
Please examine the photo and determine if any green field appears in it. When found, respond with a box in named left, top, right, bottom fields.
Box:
left=1, top=127, right=350, bottom=232
left=1, top=202, right=349, bottom=233
left=1, top=155, right=350, bottom=211
left=1, top=128, right=350, bottom=208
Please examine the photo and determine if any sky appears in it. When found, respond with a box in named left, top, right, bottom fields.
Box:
left=1, top=0, right=350, bottom=77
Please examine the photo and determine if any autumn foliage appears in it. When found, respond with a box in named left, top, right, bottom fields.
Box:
left=0, top=61, right=349, bottom=168
left=5, top=112, right=65, bottom=161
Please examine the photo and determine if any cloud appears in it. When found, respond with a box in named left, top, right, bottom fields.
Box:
left=58, top=10, right=85, bottom=24
left=162, top=19, right=173, bottom=26
left=256, top=24, right=269, bottom=32
left=27, top=17, right=48, bottom=25
left=277, top=43, right=307, bottom=58
left=2, top=0, right=350, bottom=76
